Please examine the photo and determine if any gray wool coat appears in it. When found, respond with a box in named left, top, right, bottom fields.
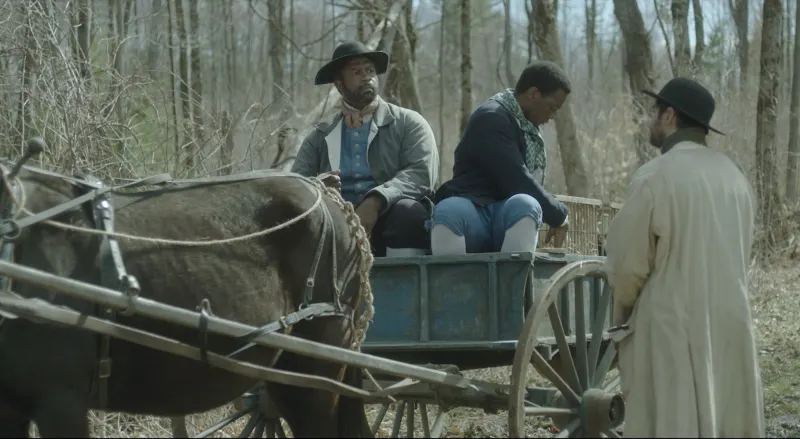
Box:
left=291, top=98, right=439, bottom=214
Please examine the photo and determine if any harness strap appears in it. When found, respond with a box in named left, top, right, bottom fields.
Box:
left=225, top=302, right=347, bottom=359
left=79, top=174, right=143, bottom=411
left=0, top=174, right=172, bottom=236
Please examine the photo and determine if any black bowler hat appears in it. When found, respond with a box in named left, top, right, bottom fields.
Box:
left=314, top=41, right=389, bottom=85
left=643, top=77, right=725, bottom=135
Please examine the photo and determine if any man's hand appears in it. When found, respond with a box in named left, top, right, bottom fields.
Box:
left=319, top=170, right=342, bottom=191
left=544, top=217, right=569, bottom=248
left=355, top=194, right=384, bottom=237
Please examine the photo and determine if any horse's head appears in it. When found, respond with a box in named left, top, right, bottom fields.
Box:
left=0, top=138, right=93, bottom=279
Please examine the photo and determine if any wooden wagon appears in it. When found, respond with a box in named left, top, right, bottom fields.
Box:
left=0, top=143, right=625, bottom=438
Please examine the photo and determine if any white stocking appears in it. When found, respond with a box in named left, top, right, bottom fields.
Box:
left=430, top=224, right=466, bottom=255
left=500, top=217, right=540, bottom=253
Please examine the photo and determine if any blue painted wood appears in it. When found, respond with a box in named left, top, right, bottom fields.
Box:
left=362, top=252, right=604, bottom=355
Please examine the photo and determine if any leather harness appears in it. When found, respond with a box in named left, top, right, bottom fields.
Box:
left=0, top=164, right=359, bottom=410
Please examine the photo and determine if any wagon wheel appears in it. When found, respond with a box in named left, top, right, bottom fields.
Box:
left=178, top=387, right=288, bottom=438
left=509, top=259, right=624, bottom=438
left=368, top=400, right=450, bottom=438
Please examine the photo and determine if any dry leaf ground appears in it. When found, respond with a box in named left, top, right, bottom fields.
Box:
left=20, top=263, right=800, bottom=438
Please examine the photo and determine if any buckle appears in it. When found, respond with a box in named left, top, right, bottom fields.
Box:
left=98, top=358, right=112, bottom=379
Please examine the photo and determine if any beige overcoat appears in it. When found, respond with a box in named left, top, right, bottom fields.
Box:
left=603, top=139, right=765, bottom=437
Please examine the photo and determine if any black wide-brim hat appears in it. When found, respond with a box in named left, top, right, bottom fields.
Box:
left=314, top=40, right=389, bottom=85
left=643, top=77, right=725, bottom=135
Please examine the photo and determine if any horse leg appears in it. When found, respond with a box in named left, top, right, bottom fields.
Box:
left=0, top=410, right=30, bottom=438
left=265, top=320, right=371, bottom=438
left=32, top=389, right=89, bottom=438
left=170, top=416, right=190, bottom=438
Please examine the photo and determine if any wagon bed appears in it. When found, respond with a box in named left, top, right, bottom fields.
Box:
left=363, top=252, right=611, bottom=371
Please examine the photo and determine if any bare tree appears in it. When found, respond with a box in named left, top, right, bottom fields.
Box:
left=613, top=0, right=656, bottom=167
left=671, top=0, right=691, bottom=75
left=787, top=0, right=800, bottom=203
left=268, top=0, right=286, bottom=107
left=585, top=0, right=597, bottom=85
left=502, top=0, right=515, bottom=86
left=532, top=0, right=589, bottom=196
left=459, top=0, right=472, bottom=135
left=755, top=0, right=784, bottom=244
left=384, top=0, right=424, bottom=113
left=71, top=0, right=92, bottom=80
left=691, top=0, right=705, bottom=70
left=729, top=0, right=749, bottom=90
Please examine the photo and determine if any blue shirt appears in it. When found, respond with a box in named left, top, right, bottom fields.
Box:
left=339, top=121, right=377, bottom=205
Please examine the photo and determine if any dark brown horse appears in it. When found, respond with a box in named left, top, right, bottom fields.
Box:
left=0, top=144, right=373, bottom=437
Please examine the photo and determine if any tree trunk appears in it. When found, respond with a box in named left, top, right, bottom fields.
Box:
left=166, top=0, right=182, bottom=166
left=385, top=0, right=424, bottom=114
left=173, top=0, right=194, bottom=171
left=755, top=0, right=784, bottom=245
left=613, top=0, right=656, bottom=167
left=787, top=0, right=800, bottom=203
left=71, top=0, right=92, bottom=80
left=268, top=0, right=286, bottom=107
left=188, top=0, right=204, bottom=171
left=459, top=0, right=472, bottom=136
left=502, top=0, right=515, bottom=86
left=438, top=0, right=447, bottom=185
left=585, top=0, right=596, bottom=86
left=670, top=0, right=691, bottom=75
left=729, top=0, right=749, bottom=90
left=691, top=0, right=704, bottom=70
left=147, top=0, right=162, bottom=79
left=532, top=0, right=589, bottom=197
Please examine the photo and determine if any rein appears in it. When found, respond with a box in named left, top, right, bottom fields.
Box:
left=0, top=161, right=372, bottom=410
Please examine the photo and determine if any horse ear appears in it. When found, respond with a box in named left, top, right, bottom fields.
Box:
left=8, top=137, right=46, bottom=179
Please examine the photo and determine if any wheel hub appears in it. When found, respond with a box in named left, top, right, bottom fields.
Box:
left=579, top=388, right=625, bottom=434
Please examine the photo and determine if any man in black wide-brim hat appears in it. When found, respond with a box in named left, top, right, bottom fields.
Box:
left=292, top=40, right=439, bottom=257
left=603, top=76, right=765, bottom=437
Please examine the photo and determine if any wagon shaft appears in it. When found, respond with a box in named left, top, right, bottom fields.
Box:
left=0, top=259, right=473, bottom=390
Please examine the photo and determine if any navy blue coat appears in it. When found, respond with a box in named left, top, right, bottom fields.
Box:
left=433, top=99, right=568, bottom=228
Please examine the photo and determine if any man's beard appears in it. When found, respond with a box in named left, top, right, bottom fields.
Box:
left=649, top=129, right=663, bottom=148
left=344, top=84, right=377, bottom=107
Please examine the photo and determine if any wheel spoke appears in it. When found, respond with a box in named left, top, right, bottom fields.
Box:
left=195, top=404, right=254, bottom=439
left=237, top=412, right=260, bottom=438
left=587, top=282, right=612, bottom=383
left=549, top=303, right=583, bottom=394
left=531, top=348, right=581, bottom=405
left=253, top=418, right=267, bottom=438
left=371, top=403, right=390, bottom=435
left=274, top=421, right=286, bottom=439
left=406, top=401, right=415, bottom=438
left=555, top=418, right=581, bottom=438
left=391, top=401, right=406, bottom=437
left=420, top=403, right=431, bottom=438
left=573, top=279, right=589, bottom=391
left=430, top=408, right=449, bottom=438
left=523, top=406, right=577, bottom=417
left=592, top=342, right=617, bottom=389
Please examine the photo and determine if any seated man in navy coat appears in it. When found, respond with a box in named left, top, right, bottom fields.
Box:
left=429, top=61, right=570, bottom=255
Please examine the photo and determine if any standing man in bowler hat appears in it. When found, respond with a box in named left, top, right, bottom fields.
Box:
left=292, top=41, right=439, bottom=257
left=603, top=77, right=765, bottom=437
